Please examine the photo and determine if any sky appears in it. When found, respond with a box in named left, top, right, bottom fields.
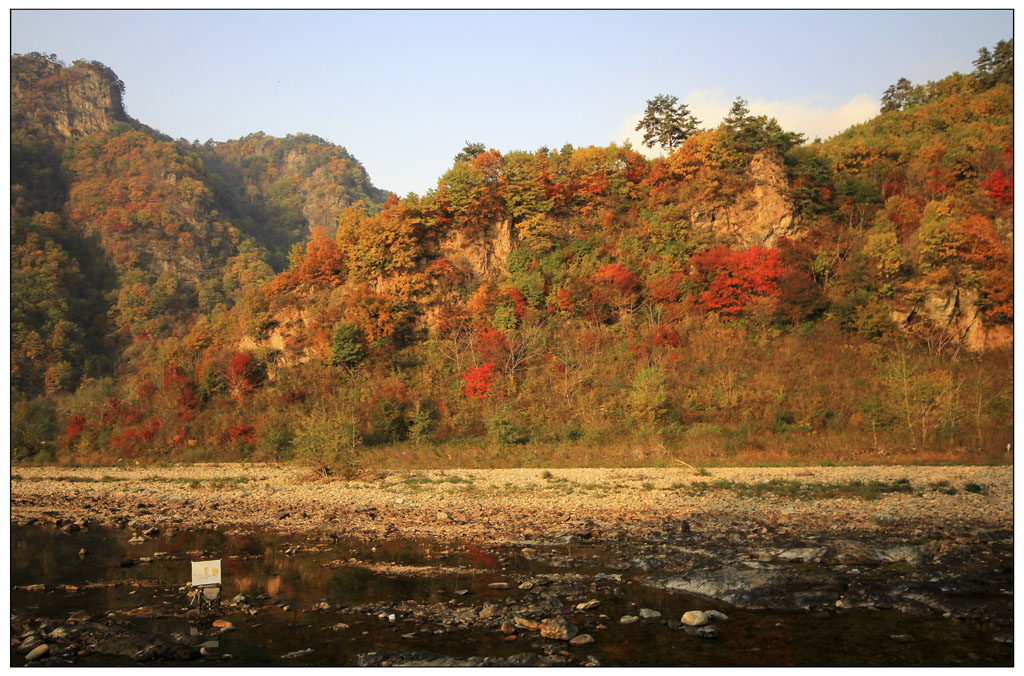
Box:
left=10, top=9, right=1014, bottom=197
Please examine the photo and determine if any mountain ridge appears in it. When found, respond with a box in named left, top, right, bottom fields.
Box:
left=9, top=46, right=1013, bottom=468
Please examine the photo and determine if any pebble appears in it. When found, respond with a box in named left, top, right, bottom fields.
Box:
left=575, top=599, right=600, bottom=611
left=689, top=624, right=718, bottom=639
left=25, top=644, right=49, bottom=662
left=487, top=582, right=510, bottom=590
left=514, top=616, right=541, bottom=631
left=133, top=645, right=158, bottom=661
left=68, top=610, right=91, bottom=623
left=681, top=610, right=709, bottom=626
left=639, top=608, right=662, bottom=620
left=281, top=648, right=314, bottom=659
left=570, top=633, right=595, bottom=646
left=540, top=617, right=578, bottom=641
left=619, top=615, right=639, bottom=624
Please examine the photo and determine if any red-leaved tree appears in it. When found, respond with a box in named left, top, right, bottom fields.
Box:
left=982, top=168, right=1013, bottom=204
left=689, top=246, right=781, bottom=316
left=225, top=351, right=258, bottom=399
left=65, top=413, right=86, bottom=442
left=462, top=362, right=494, bottom=399
left=474, top=327, right=509, bottom=366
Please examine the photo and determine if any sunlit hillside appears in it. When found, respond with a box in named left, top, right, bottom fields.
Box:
left=10, top=43, right=1013, bottom=468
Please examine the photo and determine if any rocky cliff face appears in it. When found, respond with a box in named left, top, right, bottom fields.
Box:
left=238, top=306, right=319, bottom=370
left=892, top=286, right=1013, bottom=352
left=691, top=151, right=800, bottom=248
left=440, top=219, right=517, bottom=281
left=11, top=54, right=128, bottom=140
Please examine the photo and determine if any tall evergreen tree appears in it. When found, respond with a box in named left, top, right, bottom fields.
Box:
left=972, top=39, right=1013, bottom=89
left=635, top=94, right=701, bottom=152
left=881, top=77, right=915, bottom=112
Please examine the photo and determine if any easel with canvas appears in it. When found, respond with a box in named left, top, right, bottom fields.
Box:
left=188, top=559, right=222, bottom=614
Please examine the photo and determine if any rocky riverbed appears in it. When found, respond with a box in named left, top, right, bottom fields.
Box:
left=9, top=464, right=1014, bottom=666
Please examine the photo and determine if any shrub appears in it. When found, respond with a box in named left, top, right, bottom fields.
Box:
left=628, top=366, right=669, bottom=425
left=225, top=351, right=260, bottom=398
left=294, top=409, right=363, bottom=471
left=330, top=321, right=366, bottom=368
left=368, top=399, right=408, bottom=445
left=407, top=399, right=437, bottom=445
left=65, top=413, right=87, bottom=442
left=11, top=398, right=58, bottom=461
left=487, top=412, right=529, bottom=446
left=258, top=421, right=295, bottom=460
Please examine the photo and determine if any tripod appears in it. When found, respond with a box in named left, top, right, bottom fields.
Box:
left=188, top=585, right=221, bottom=614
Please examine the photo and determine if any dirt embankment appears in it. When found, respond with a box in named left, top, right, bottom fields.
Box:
left=10, top=464, right=1011, bottom=544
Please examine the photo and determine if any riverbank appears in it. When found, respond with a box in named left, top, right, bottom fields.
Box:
left=10, top=464, right=1014, bottom=666
left=10, top=464, right=1011, bottom=544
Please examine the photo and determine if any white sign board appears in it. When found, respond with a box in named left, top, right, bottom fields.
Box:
left=191, top=559, right=222, bottom=587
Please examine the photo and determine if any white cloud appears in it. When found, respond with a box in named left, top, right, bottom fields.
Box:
left=620, top=89, right=880, bottom=156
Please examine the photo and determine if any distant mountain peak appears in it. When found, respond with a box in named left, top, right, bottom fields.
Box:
left=11, top=53, right=129, bottom=140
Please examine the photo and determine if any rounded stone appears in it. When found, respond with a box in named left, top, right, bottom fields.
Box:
left=25, top=644, right=50, bottom=662
left=681, top=610, right=709, bottom=626
left=569, top=633, right=594, bottom=646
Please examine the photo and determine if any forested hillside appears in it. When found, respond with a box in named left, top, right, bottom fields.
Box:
left=11, top=53, right=387, bottom=402
left=10, top=44, right=1013, bottom=468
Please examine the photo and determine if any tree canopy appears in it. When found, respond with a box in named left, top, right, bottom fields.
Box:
left=635, top=94, right=701, bottom=152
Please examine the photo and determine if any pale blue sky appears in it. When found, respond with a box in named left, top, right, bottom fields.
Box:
left=10, top=9, right=1013, bottom=197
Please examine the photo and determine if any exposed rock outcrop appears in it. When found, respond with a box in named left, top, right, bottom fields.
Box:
left=691, top=151, right=800, bottom=248
left=12, top=54, right=128, bottom=140
left=440, top=219, right=517, bottom=280
left=892, top=285, right=1013, bottom=352
left=237, top=306, right=319, bottom=370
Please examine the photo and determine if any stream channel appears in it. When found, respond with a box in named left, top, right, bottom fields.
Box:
left=10, top=523, right=1013, bottom=667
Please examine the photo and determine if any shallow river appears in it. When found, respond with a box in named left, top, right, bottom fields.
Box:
left=10, top=524, right=1012, bottom=666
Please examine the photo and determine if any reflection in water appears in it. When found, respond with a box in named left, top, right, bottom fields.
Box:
left=9, top=524, right=1013, bottom=667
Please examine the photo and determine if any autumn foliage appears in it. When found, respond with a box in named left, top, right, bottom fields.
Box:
left=10, top=49, right=1014, bottom=467
left=689, top=246, right=781, bottom=315
left=462, top=363, right=494, bottom=399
